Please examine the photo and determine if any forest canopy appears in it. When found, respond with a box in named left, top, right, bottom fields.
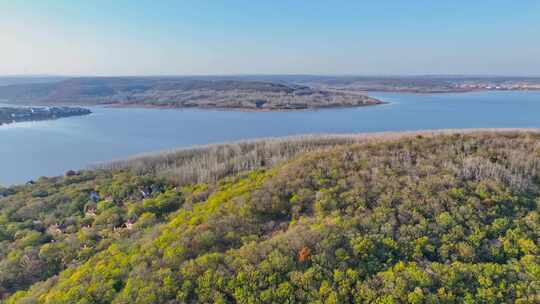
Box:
left=1, top=131, right=540, bottom=303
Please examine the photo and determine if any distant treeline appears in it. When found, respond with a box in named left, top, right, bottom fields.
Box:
left=97, top=129, right=539, bottom=186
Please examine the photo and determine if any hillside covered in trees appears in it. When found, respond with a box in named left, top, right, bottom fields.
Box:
left=2, top=131, right=540, bottom=303
left=0, top=77, right=381, bottom=110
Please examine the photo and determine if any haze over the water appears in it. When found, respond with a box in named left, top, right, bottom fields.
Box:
left=1, top=0, right=539, bottom=76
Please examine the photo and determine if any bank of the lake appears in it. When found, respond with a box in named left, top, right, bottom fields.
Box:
left=1, top=90, right=539, bottom=185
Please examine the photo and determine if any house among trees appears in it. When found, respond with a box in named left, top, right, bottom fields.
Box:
left=124, top=219, right=134, bottom=230
left=85, top=207, right=97, bottom=217
left=139, top=187, right=151, bottom=198
left=89, top=191, right=100, bottom=202
left=65, top=170, right=79, bottom=177
left=47, top=223, right=63, bottom=235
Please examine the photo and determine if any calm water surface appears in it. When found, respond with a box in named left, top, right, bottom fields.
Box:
left=1, top=91, right=539, bottom=185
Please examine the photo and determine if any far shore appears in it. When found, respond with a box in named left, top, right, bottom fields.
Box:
left=101, top=99, right=387, bottom=112
left=5, top=100, right=387, bottom=112
left=324, top=87, right=540, bottom=95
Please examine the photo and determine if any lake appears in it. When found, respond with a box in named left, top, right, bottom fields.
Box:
left=1, top=90, right=539, bottom=186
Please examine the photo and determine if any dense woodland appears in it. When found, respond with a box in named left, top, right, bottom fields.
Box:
left=1, top=131, right=540, bottom=303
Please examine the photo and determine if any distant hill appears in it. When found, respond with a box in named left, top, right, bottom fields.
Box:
left=0, top=77, right=382, bottom=110
left=2, top=76, right=539, bottom=109
left=0, top=76, right=67, bottom=87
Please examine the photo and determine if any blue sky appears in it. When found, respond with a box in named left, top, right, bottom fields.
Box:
left=1, top=1, right=539, bottom=76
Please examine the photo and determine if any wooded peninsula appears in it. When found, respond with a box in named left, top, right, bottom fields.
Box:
left=0, top=106, right=91, bottom=126
left=0, top=78, right=383, bottom=111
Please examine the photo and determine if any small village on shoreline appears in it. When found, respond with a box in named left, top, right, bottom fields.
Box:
left=0, top=106, right=91, bottom=126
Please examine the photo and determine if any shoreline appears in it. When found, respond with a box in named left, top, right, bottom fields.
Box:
left=352, top=88, right=540, bottom=94
left=101, top=99, right=387, bottom=112
left=1, top=99, right=386, bottom=112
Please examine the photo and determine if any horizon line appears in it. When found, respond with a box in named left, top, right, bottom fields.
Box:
left=2, top=73, right=540, bottom=78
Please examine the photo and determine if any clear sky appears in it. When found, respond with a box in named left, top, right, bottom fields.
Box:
left=1, top=1, right=539, bottom=76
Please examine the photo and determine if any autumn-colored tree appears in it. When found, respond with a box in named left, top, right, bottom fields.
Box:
left=298, top=246, right=311, bottom=262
